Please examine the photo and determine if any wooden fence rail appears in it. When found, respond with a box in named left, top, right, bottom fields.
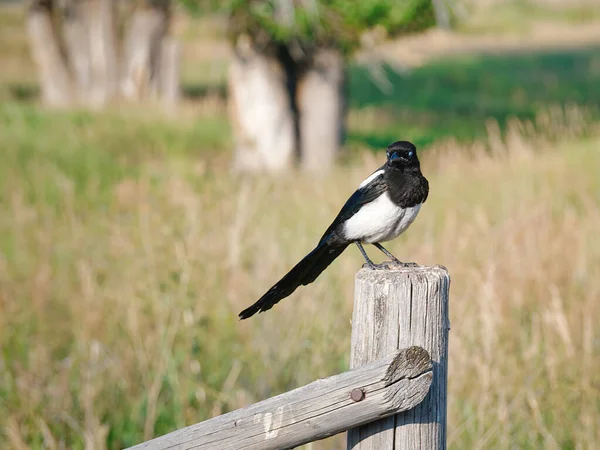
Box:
left=128, top=265, right=450, bottom=450
left=128, top=346, right=432, bottom=450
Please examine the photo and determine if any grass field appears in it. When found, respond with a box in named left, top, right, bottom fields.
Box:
left=1, top=102, right=599, bottom=449
left=1, top=2, right=600, bottom=449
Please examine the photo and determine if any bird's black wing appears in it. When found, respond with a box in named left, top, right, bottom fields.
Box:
left=238, top=167, right=387, bottom=319
left=319, top=168, right=388, bottom=244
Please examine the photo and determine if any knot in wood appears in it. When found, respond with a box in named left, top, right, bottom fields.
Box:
left=350, top=388, right=365, bottom=402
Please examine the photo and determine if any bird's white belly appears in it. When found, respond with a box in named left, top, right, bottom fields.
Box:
left=343, top=193, right=422, bottom=244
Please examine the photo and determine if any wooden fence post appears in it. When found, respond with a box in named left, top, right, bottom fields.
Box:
left=347, top=265, right=450, bottom=449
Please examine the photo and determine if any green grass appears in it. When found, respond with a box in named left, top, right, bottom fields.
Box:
left=348, top=46, right=600, bottom=149
left=0, top=103, right=230, bottom=203
left=1, top=102, right=599, bottom=448
left=2, top=3, right=600, bottom=448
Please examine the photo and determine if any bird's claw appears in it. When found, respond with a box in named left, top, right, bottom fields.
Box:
left=388, top=260, right=419, bottom=268
left=363, top=261, right=420, bottom=271
left=367, top=261, right=420, bottom=270
left=398, top=261, right=419, bottom=267
left=362, top=262, right=390, bottom=270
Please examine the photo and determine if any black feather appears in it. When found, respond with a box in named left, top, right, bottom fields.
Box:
left=238, top=241, right=348, bottom=319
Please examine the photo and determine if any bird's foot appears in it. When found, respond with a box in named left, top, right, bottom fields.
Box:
left=363, top=260, right=420, bottom=270
left=362, top=261, right=391, bottom=270
left=386, top=260, right=419, bottom=268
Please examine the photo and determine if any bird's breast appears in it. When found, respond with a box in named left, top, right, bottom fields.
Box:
left=343, top=193, right=422, bottom=244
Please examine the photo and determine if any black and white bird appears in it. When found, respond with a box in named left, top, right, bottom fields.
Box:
left=239, top=141, right=429, bottom=320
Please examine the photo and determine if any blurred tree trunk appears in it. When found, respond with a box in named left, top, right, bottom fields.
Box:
left=159, top=37, right=181, bottom=112
left=62, top=3, right=91, bottom=100
left=228, top=41, right=345, bottom=173
left=62, top=0, right=119, bottom=107
left=297, top=48, right=345, bottom=173
left=228, top=1, right=344, bottom=173
left=85, top=0, right=119, bottom=106
left=27, top=0, right=178, bottom=109
left=121, top=2, right=170, bottom=101
left=26, top=0, right=73, bottom=107
left=228, top=37, right=296, bottom=172
left=432, top=0, right=451, bottom=30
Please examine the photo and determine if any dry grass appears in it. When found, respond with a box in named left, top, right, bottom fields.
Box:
left=0, top=106, right=599, bottom=448
left=1, top=2, right=599, bottom=448
left=0, top=4, right=35, bottom=89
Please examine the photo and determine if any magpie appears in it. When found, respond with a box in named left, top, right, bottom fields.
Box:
left=239, top=141, right=429, bottom=320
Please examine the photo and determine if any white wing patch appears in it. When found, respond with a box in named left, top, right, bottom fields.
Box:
left=358, top=169, right=384, bottom=189
left=344, top=193, right=422, bottom=243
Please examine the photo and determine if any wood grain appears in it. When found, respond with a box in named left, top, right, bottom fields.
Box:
left=127, top=346, right=432, bottom=450
left=347, top=264, right=450, bottom=450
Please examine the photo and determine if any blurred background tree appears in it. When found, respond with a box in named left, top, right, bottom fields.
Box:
left=4, top=1, right=600, bottom=448
left=27, top=0, right=180, bottom=109
left=186, top=0, right=440, bottom=172
left=27, top=0, right=442, bottom=171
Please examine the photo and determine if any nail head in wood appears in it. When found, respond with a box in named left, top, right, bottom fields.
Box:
left=351, top=388, right=365, bottom=402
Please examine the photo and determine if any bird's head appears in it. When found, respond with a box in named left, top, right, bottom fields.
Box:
left=386, top=141, right=419, bottom=170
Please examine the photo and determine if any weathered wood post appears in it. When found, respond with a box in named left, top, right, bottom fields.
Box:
left=347, top=265, right=450, bottom=449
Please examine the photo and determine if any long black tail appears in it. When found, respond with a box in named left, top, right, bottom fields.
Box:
left=239, top=241, right=348, bottom=319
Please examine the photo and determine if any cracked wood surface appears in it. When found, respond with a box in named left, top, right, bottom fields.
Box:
left=127, top=346, right=432, bottom=450
left=347, top=265, right=451, bottom=450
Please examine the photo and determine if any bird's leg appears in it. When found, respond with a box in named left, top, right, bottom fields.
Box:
left=373, top=243, right=418, bottom=267
left=356, top=242, right=385, bottom=270
left=373, top=242, right=400, bottom=262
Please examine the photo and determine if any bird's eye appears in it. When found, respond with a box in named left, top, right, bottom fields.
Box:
left=408, top=151, right=414, bottom=158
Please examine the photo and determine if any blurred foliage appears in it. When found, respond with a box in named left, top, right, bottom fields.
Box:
left=179, top=0, right=436, bottom=53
